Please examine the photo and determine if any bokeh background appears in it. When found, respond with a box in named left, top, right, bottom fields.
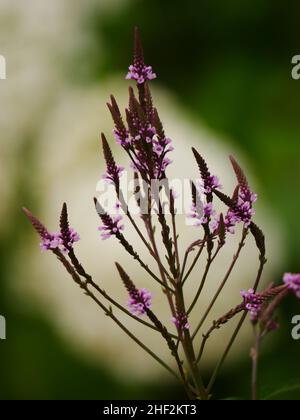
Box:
left=0, top=0, right=299, bottom=400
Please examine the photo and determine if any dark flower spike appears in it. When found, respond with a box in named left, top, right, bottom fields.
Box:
left=192, top=147, right=220, bottom=202
left=218, top=213, right=226, bottom=245
left=60, top=203, right=70, bottom=250
left=143, top=82, right=154, bottom=119
left=229, top=155, right=249, bottom=189
left=213, top=189, right=235, bottom=208
left=23, top=206, right=79, bottom=252
left=115, top=263, right=182, bottom=363
left=59, top=203, right=80, bottom=252
left=190, top=181, right=202, bottom=213
left=101, top=133, right=124, bottom=195
left=249, top=222, right=266, bottom=261
left=94, top=197, right=124, bottom=240
left=107, top=95, right=129, bottom=148
left=126, top=27, right=156, bottom=85
left=231, top=185, right=240, bottom=204
left=115, top=262, right=145, bottom=307
left=151, top=108, right=165, bottom=139
left=22, top=207, right=50, bottom=240
left=133, top=26, right=144, bottom=68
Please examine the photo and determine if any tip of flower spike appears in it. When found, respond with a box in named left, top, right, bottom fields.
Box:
left=22, top=206, right=50, bottom=239
left=126, top=27, right=156, bottom=84
left=133, top=26, right=144, bottom=64
left=229, top=155, right=249, bottom=189
left=94, top=197, right=105, bottom=216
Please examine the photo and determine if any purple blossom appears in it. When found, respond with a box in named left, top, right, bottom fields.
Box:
left=172, top=313, right=190, bottom=331
left=203, top=175, right=221, bottom=194
left=40, top=232, right=62, bottom=251
left=283, top=273, right=300, bottom=298
left=126, top=64, right=156, bottom=84
left=40, top=228, right=80, bottom=252
left=226, top=187, right=257, bottom=234
left=98, top=214, right=124, bottom=240
left=241, top=289, right=264, bottom=322
left=113, top=128, right=130, bottom=147
left=188, top=201, right=215, bottom=227
left=128, top=288, right=152, bottom=316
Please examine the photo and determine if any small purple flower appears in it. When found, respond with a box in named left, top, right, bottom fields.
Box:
left=40, top=232, right=62, bottom=251
left=203, top=175, right=221, bottom=194
left=128, top=288, right=152, bottom=316
left=283, top=273, right=300, bottom=298
left=126, top=64, right=156, bottom=84
left=113, top=128, right=130, bottom=147
left=172, top=312, right=190, bottom=331
left=241, top=289, right=264, bottom=322
left=98, top=214, right=124, bottom=240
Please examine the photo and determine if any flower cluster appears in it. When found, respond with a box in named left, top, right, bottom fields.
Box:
left=172, top=312, right=190, bottom=331
left=202, top=175, right=221, bottom=195
left=126, top=64, right=156, bottom=84
left=188, top=201, right=215, bottom=227
left=40, top=232, right=62, bottom=251
left=283, top=273, right=300, bottom=298
left=227, top=187, right=257, bottom=231
left=40, top=228, right=80, bottom=252
left=240, top=289, right=265, bottom=322
left=128, top=288, right=152, bottom=316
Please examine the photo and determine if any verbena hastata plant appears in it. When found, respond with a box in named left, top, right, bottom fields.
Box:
left=23, top=28, right=300, bottom=400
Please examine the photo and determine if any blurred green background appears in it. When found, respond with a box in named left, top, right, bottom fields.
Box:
left=0, top=0, right=299, bottom=400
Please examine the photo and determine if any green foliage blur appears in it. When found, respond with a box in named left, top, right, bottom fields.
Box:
left=1, top=0, right=299, bottom=400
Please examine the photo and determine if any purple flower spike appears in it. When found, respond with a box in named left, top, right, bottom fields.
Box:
left=128, top=288, right=152, bottom=316
left=221, top=186, right=257, bottom=234
left=98, top=214, right=124, bottom=240
left=126, top=27, right=156, bottom=84
left=283, top=273, right=300, bottom=298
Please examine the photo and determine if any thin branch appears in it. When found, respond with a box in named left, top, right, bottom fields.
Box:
left=182, top=239, right=206, bottom=285
left=187, top=243, right=223, bottom=316
left=192, top=229, right=248, bottom=340
left=67, top=249, right=178, bottom=339
left=53, top=249, right=180, bottom=381
left=206, top=254, right=267, bottom=393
